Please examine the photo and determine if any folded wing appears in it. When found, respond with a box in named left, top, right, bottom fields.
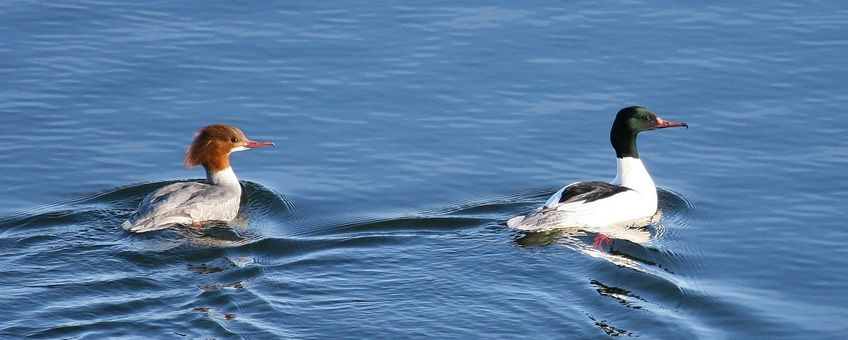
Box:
left=122, top=182, right=239, bottom=233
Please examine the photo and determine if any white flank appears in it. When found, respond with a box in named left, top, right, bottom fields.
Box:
left=508, top=157, right=659, bottom=237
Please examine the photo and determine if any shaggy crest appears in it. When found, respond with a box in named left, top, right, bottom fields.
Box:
left=184, top=124, right=247, bottom=172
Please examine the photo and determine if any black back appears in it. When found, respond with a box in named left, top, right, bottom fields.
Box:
left=558, top=181, right=630, bottom=204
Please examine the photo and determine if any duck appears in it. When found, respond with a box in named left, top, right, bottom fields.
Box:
left=122, top=124, right=274, bottom=233
left=507, top=106, right=687, bottom=235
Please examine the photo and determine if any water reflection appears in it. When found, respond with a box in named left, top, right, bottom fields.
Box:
left=587, top=314, right=634, bottom=337
left=510, top=188, right=693, bottom=243
left=512, top=217, right=654, bottom=247
left=510, top=189, right=694, bottom=272
left=590, top=279, right=645, bottom=310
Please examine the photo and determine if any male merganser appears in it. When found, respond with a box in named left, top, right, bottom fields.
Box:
left=122, top=124, right=274, bottom=233
left=507, top=106, right=687, bottom=234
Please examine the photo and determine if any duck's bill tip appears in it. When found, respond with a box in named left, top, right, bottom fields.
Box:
left=245, top=140, right=275, bottom=148
left=655, top=117, right=688, bottom=129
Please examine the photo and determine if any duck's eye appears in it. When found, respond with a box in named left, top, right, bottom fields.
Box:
left=231, top=137, right=239, bottom=143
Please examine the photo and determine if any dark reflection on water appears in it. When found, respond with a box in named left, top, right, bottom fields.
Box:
left=509, top=189, right=695, bottom=306
left=0, top=181, right=699, bottom=338
left=588, top=314, right=634, bottom=337
left=591, top=279, right=644, bottom=310
left=0, top=180, right=306, bottom=338
left=512, top=189, right=691, bottom=247
left=3, top=1, right=848, bottom=338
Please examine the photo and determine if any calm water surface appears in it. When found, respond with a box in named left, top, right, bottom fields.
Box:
left=1, top=1, right=847, bottom=339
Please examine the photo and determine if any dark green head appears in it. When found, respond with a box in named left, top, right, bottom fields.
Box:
left=610, top=106, right=687, bottom=158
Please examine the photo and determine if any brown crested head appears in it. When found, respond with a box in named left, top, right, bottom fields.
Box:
left=184, top=124, right=275, bottom=172
left=184, top=124, right=248, bottom=172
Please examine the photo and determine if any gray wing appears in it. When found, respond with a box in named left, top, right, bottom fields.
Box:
left=122, top=182, right=240, bottom=233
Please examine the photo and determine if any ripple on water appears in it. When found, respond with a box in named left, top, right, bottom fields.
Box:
left=0, top=175, right=722, bottom=339
left=0, top=179, right=305, bottom=337
left=0, top=176, right=738, bottom=338
left=494, top=186, right=707, bottom=334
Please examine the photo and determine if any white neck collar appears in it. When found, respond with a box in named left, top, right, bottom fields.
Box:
left=206, top=167, right=241, bottom=190
left=612, top=157, right=656, bottom=197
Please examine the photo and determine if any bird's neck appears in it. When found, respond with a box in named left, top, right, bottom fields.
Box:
left=610, top=128, right=639, bottom=159
left=612, top=157, right=656, bottom=200
left=205, top=166, right=241, bottom=191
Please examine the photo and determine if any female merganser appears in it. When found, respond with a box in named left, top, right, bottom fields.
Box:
left=507, top=106, right=687, bottom=233
left=122, top=124, right=274, bottom=233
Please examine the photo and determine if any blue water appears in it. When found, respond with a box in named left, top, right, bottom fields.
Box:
left=2, top=1, right=847, bottom=338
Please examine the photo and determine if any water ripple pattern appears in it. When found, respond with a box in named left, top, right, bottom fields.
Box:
left=2, top=1, right=847, bottom=338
